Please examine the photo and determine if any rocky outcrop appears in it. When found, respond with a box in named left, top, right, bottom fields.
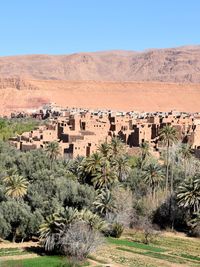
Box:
left=0, top=78, right=38, bottom=90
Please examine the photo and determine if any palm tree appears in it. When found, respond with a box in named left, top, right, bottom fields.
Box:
left=92, top=159, right=117, bottom=189
left=39, top=213, right=63, bottom=251
left=71, top=156, right=86, bottom=182
left=3, top=174, right=29, bottom=199
left=63, top=159, right=74, bottom=175
left=159, top=125, right=178, bottom=193
left=168, top=143, right=179, bottom=194
left=45, top=141, right=60, bottom=169
left=143, top=162, right=164, bottom=202
left=140, top=141, right=150, bottom=165
left=97, top=142, right=111, bottom=158
left=40, top=207, right=105, bottom=252
left=85, top=152, right=102, bottom=174
left=179, top=144, right=192, bottom=178
left=110, top=137, right=125, bottom=157
left=40, top=207, right=78, bottom=251
left=93, top=188, right=116, bottom=217
left=189, top=212, right=200, bottom=229
left=60, top=206, right=79, bottom=225
left=78, top=209, right=106, bottom=231
left=112, top=155, right=130, bottom=182
left=177, top=176, right=200, bottom=213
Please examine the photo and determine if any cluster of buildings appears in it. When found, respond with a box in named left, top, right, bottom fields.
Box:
left=9, top=104, right=200, bottom=159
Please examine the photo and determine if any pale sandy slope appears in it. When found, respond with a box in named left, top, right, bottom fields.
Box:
left=0, top=80, right=200, bottom=114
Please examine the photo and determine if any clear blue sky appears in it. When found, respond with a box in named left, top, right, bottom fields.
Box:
left=1, top=0, right=200, bottom=56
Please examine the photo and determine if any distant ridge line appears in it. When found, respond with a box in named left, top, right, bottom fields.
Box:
left=0, top=45, right=200, bottom=83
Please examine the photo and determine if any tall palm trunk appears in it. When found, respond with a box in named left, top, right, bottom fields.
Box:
left=170, top=195, right=175, bottom=230
left=184, top=158, right=187, bottom=179
left=102, top=162, right=108, bottom=189
left=170, top=157, right=174, bottom=194
left=50, top=158, right=53, bottom=170
left=165, top=140, right=170, bottom=194
left=152, top=184, right=156, bottom=205
left=12, top=227, right=18, bottom=243
left=169, top=160, right=174, bottom=229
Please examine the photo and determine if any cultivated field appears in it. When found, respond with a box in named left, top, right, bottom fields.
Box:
left=0, top=230, right=200, bottom=267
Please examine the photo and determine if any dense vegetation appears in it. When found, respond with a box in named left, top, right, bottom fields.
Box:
left=0, top=123, right=200, bottom=263
left=0, top=118, right=39, bottom=141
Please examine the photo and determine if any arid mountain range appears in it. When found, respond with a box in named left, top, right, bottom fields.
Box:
left=0, top=46, right=200, bottom=114
left=0, top=46, right=200, bottom=82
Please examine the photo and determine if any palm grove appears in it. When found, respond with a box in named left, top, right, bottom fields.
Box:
left=0, top=121, right=200, bottom=261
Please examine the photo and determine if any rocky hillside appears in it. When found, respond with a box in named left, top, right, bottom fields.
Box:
left=0, top=46, right=200, bottom=83
left=0, top=78, right=38, bottom=90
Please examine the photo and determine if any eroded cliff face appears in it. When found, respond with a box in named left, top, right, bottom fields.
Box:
left=0, top=77, right=38, bottom=90
left=0, top=78, right=44, bottom=115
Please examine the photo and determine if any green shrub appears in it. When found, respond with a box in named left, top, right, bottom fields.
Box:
left=109, top=223, right=124, bottom=238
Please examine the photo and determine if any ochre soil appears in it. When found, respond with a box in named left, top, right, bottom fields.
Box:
left=0, top=80, right=200, bottom=115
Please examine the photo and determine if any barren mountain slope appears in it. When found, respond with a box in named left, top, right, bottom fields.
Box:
left=0, top=46, right=200, bottom=82
left=0, top=79, right=200, bottom=114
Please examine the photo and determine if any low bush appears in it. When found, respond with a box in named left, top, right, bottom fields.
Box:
left=60, top=221, right=103, bottom=261
left=103, top=222, right=124, bottom=238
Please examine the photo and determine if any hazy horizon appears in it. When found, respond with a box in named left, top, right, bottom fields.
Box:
left=0, top=44, right=200, bottom=58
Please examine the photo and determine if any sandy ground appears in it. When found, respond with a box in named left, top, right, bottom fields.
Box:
left=0, top=253, right=39, bottom=262
left=0, top=80, right=200, bottom=115
left=0, top=241, right=39, bottom=249
left=163, top=231, right=200, bottom=241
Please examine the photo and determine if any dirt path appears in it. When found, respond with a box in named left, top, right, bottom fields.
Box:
left=163, top=231, right=200, bottom=242
left=0, top=242, right=40, bottom=262
left=88, top=258, right=123, bottom=267
left=0, top=254, right=39, bottom=262
left=0, top=241, right=39, bottom=249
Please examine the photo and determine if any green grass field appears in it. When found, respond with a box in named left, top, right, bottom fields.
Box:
left=107, top=237, right=167, bottom=252
left=1, top=256, right=62, bottom=267
left=0, top=248, right=31, bottom=258
left=0, top=256, right=90, bottom=267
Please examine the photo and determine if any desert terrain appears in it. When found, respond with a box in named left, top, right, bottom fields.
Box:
left=0, top=46, right=200, bottom=83
left=0, top=79, right=200, bottom=115
left=0, top=46, right=200, bottom=114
